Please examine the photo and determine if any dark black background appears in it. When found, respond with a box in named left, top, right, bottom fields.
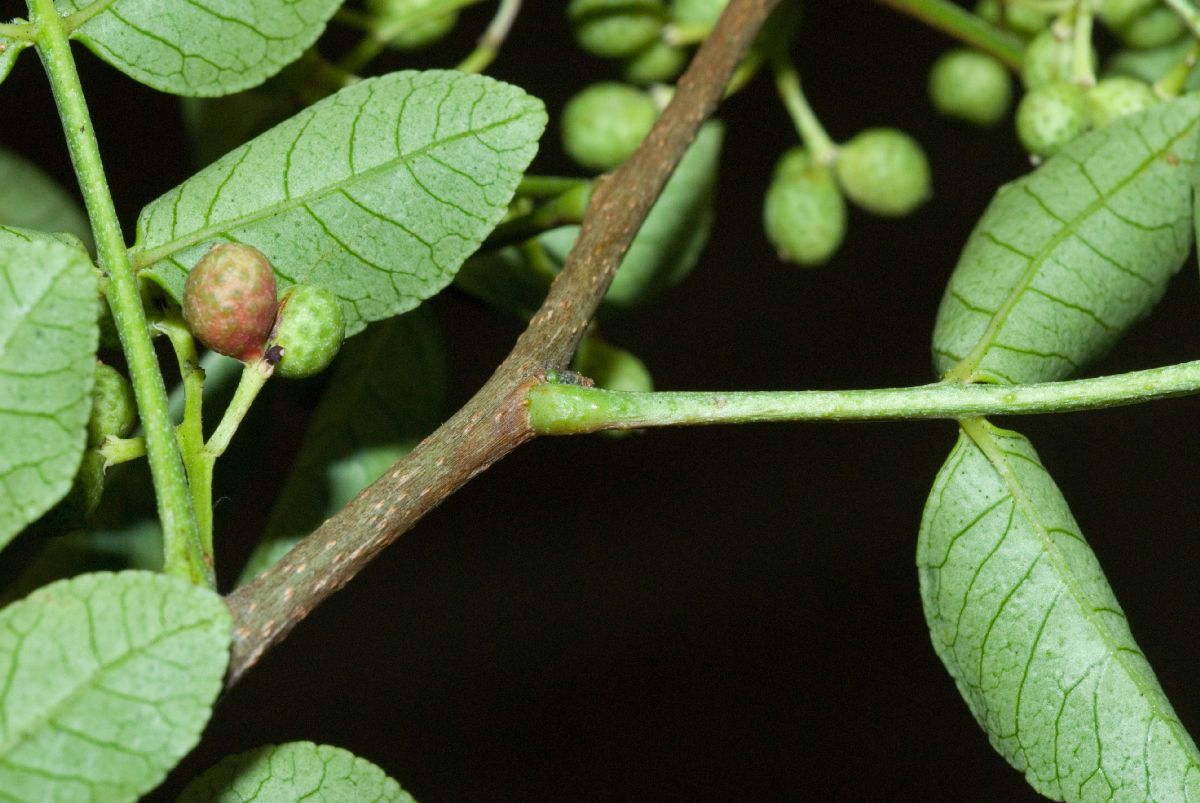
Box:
left=4, top=2, right=1200, bottom=800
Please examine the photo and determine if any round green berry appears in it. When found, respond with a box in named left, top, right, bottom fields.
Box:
left=1086, top=76, right=1158, bottom=128
left=568, top=0, right=665, bottom=59
left=572, top=337, right=654, bottom=393
left=1015, top=81, right=1089, bottom=157
left=1113, top=6, right=1185, bottom=49
left=762, top=148, right=847, bottom=267
left=670, top=0, right=729, bottom=27
left=928, top=49, right=1012, bottom=126
left=622, top=40, right=688, bottom=85
left=834, top=129, right=932, bottom=218
left=1099, top=0, right=1157, bottom=29
left=975, top=0, right=1048, bottom=38
left=267, top=285, right=345, bottom=379
left=183, top=243, right=278, bottom=362
left=561, top=83, right=658, bottom=171
left=88, top=363, right=137, bottom=448
left=365, top=0, right=459, bottom=50
left=1021, top=28, right=1097, bottom=89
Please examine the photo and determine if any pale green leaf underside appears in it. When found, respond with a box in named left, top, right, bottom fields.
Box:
left=932, top=93, right=1200, bottom=384
left=0, top=571, right=231, bottom=802
left=179, top=741, right=414, bottom=802
left=456, top=122, right=722, bottom=315
left=134, top=70, right=546, bottom=336
left=56, top=0, right=342, bottom=97
left=918, top=421, right=1200, bottom=801
left=0, top=36, right=29, bottom=88
left=0, top=147, right=92, bottom=248
left=239, top=308, right=446, bottom=583
left=0, top=230, right=97, bottom=550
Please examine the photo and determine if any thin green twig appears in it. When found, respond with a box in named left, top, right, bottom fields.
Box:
left=874, top=0, right=1025, bottom=69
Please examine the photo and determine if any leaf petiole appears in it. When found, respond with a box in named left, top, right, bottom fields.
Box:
left=770, top=54, right=837, bottom=165
left=874, top=0, right=1025, bottom=69
left=457, top=0, right=522, bottom=74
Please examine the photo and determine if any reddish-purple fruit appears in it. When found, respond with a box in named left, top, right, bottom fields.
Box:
left=182, top=243, right=278, bottom=361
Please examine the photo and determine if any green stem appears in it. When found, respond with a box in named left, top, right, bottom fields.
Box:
left=527, top=360, right=1200, bottom=435
left=98, top=435, right=145, bottom=467
left=457, top=0, right=522, bottom=74
left=485, top=180, right=595, bottom=249
left=0, top=21, right=34, bottom=39
left=1154, top=39, right=1200, bottom=98
left=663, top=20, right=713, bottom=46
left=206, top=360, right=272, bottom=460
left=1162, top=0, right=1200, bottom=37
left=62, top=0, right=116, bottom=34
left=873, top=0, right=1025, bottom=69
left=1069, top=5, right=1095, bottom=87
left=517, top=175, right=591, bottom=199
left=29, top=0, right=210, bottom=587
left=338, top=0, right=484, bottom=74
left=771, top=53, right=837, bottom=165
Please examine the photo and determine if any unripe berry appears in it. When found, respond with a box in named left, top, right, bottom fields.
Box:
left=561, top=83, right=658, bottom=171
left=975, top=0, right=1048, bottom=38
left=88, top=363, right=137, bottom=448
left=1016, top=81, right=1089, bottom=157
left=762, top=147, right=847, bottom=267
left=670, top=0, right=729, bottom=27
left=1086, top=76, right=1158, bottom=128
left=365, top=0, right=458, bottom=50
left=834, top=129, right=932, bottom=218
left=267, top=285, right=345, bottom=379
left=1099, top=0, right=1156, bottom=29
left=929, top=49, right=1012, bottom=126
left=622, top=40, right=688, bottom=85
left=1021, top=28, right=1097, bottom=90
left=568, top=0, right=665, bottom=59
left=573, top=337, right=654, bottom=394
left=182, top=243, right=278, bottom=361
left=1112, top=6, right=1185, bottom=49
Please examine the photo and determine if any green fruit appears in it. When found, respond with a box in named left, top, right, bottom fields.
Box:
left=1021, top=28, right=1097, bottom=89
left=267, top=285, right=345, bottom=379
left=1086, top=76, right=1159, bottom=127
left=572, top=336, right=654, bottom=393
left=28, top=450, right=106, bottom=537
left=1099, top=0, right=1157, bottom=29
left=183, top=243, right=278, bottom=361
left=834, top=129, right=932, bottom=218
left=1113, top=6, right=1185, bottom=49
left=670, top=0, right=729, bottom=27
left=365, top=0, right=459, bottom=50
left=928, top=49, right=1012, bottom=126
left=623, top=40, right=688, bottom=85
left=561, top=83, right=658, bottom=171
left=762, top=147, right=847, bottom=267
left=568, top=0, right=665, bottom=59
left=1015, top=81, right=1089, bottom=157
left=975, top=0, right=1049, bottom=37
left=88, top=363, right=137, bottom=448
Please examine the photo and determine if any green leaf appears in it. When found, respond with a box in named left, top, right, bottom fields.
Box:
left=134, top=70, right=547, bottom=336
left=0, top=570, right=232, bottom=802
left=456, top=122, right=722, bottom=316
left=0, top=147, right=92, bottom=248
left=178, top=741, right=414, bottom=802
left=932, top=93, right=1200, bottom=384
left=55, top=0, right=342, bottom=97
left=0, top=36, right=29, bottom=87
left=0, top=231, right=98, bottom=549
left=238, top=307, right=445, bottom=583
left=918, top=419, right=1200, bottom=801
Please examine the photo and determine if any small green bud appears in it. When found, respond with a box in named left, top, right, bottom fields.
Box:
left=1016, top=81, right=1089, bottom=157
left=365, top=0, right=459, bottom=50
left=1112, top=6, right=1185, bottom=49
left=762, top=148, right=847, bottom=267
left=561, top=83, right=659, bottom=171
left=1021, top=28, right=1097, bottom=89
left=975, top=0, right=1049, bottom=38
left=568, top=0, right=666, bottom=59
left=183, top=243, right=278, bottom=361
left=267, top=285, right=345, bottom=379
left=89, top=363, right=137, bottom=448
left=622, top=40, right=688, bottom=85
left=834, top=129, right=932, bottom=218
left=573, top=337, right=654, bottom=393
left=928, top=49, right=1012, bottom=126
left=1086, top=76, right=1158, bottom=128
left=669, top=0, right=729, bottom=27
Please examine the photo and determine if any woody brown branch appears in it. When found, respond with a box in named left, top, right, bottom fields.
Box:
left=223, top=0, right=782, bottom=687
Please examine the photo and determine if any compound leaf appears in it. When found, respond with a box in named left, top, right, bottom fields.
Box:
left=0, top=231, right=97, bottom=549
left=134, top=70, right=546, bottom=336
left=238, top=307, right=445, bottom=583
left=178, top=741, right=414, bottom=802
left=0, top=147, right=91, bottom=247
left=932, top=93, right=1200, bottom=384
left=918, top=419, right=1200, bottom=801
left=55, top=0, right=342, bottom=97
left=0, top=571, right=231, bottom=802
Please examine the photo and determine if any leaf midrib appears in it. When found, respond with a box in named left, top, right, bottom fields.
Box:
left=128, top=102, right=539, bottom=271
